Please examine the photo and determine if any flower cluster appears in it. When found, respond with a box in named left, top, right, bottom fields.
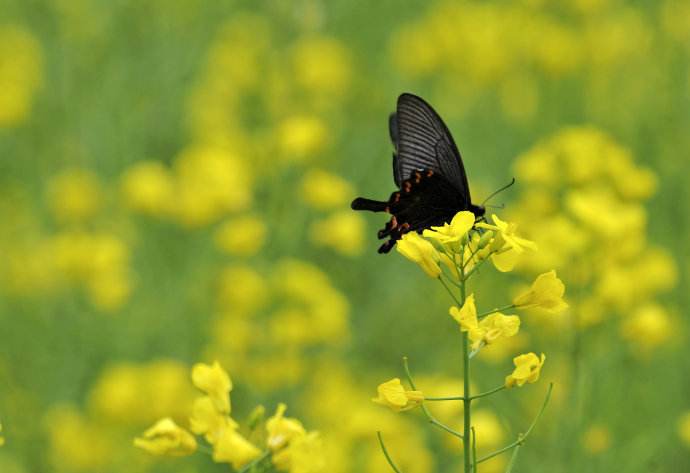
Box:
left=135, top=361, right=323, bottom=472
left=375, top=210, right=566, bottom=471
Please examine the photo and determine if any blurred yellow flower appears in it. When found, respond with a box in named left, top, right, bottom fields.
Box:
left=677, top=411, right=690, bottom=447
left=0, top=421, right=4, bottom=446
left=272, top=431, right=324, bottom=473
left=120, top=160, right=175, bottom=217
left=134, top=417, right=197, bottom=456
left=278, top=115, right=329, bottom=160
left=422, top=210, right=474, bottom=250
left=309, top=211, right=365, bottom=256
left=214, top=215, right=267, bottom=256
left=0, top=25, right=42, bottom=127
left=620, top=304, right=672, bottom=354
left=513, top=270, right=568, bottom=314
left=212, top=426, right=262, bottom=469
left=217, top=265, right=268, bottom=314
left=397, top=232, right=441, bottom=278
left=291, top=36, right=351, bottom=96
left=266, top=404, right=307, bottom=451
left=300, top=169, right=354, bottom=210
left=173, top=145, right=252, bottom=227
left=372, top=378, right=424, bottom=412
left=191, top=361, right=232, bottom=414
left=190, top=396, right=237, bottom=443
left=581, top=424, right=611, bottom=455
left=505, top=353, right=545, bottom=388
left=46, top=169, right=102, bottom=223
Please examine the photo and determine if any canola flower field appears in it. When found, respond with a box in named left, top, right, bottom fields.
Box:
left=1, top=1, right=689, bottom=472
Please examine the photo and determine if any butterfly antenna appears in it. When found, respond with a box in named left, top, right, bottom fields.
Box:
left=481, top=177, right=516, bottom=206
left=485, top=203, right=505, bottom=210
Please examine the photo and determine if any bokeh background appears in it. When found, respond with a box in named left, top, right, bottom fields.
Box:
left=0, top=0, right=688, bottom=472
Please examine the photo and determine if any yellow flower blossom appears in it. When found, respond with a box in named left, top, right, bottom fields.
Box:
left=134, top=418, right=197, bottom=456
left=449, top=294, right=478, bottom=333
left=278, top=115, right=329, bottom=160
left=620, top=304, right=672, bottom=353
left=505, top=353, right=545, bottom=388
left=191, top=361, right=232, bottom=414
left=309, top=211, right=365, bottom=256
left=291, top=36, right=351, bottom=96
left=372, top=378, right=424, bottom=412
left=582, top=424, right=611, bottom=455
left=120, top=161, right=175, bottom=217
left=677, top=411, right=690, bottom=447
left=46, top=168, right=102, bottom=223
left=450, top=296, right=520, bottom=349
left=212, top=426, right=262, bottom=469
left=217, top=265, right=267, bottom=314
left=396, top=232, right=441, bottom=278
left=513, top=270, right=568, bottom=314
left=300, top=169, right=355, bottom=210
left=214, top=215, right=267, bottom=256
left=0, top=25, right=42, bottom=127
left=422, top=211, right=475, bottom=251
left=272, top=431, right=324, bottom=473
left=266, top=404, right=307, bottom=451
left=190, top=396, right=237, bottom=443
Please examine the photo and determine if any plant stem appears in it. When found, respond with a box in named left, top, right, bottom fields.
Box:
left=460, top=250, right=471, bottom=473
left=439, top=277, right=462, bottom=306
left=469, top=385, right=506, bottom=400
left=477, top=383, right=553, bottom=464
left=377, top=432, right=403, bottom=473
left=237, top=450, right=270, bottom=473
left=476, top=304, right=516, bottom=319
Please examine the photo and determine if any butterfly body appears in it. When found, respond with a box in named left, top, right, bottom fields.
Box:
left=352, top=93, right=485, bottom=253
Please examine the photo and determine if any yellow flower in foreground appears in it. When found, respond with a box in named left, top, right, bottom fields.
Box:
left=190, top=396, right=237, bottom=443
left=397, top=232, right=441, bottom=278
left=372, top=378, right=424, bottom=412
left=505, top=353, right=545, bottom=388
left=212, top=427, right=262, bottom=469
left=422, top=211, right=475, bottom=250
left=477, top=214, right=537, bottom=272
left=191, top=361, right=232, bottom=414
left=266, top=404, right=306, bottom=451
left=677, top=411, right=690, bottom=447
left=514, top=271, right=568, bottom=314
left=272, top=431, right=323, bottom=473
left=134, top=418, right=196, bottom=456
left=450, top=297, right=520, bottom=350
left=449, top=294, right=478, bottom=333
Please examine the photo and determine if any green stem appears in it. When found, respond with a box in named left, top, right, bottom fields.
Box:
left=424, top=396, right=466, bottom=401
left=236, top=450, right=270, bottom=473
left=460, top=249, right=472, bottom=473
left=469, top=385, right=506, bottom=401
left=504, top=444, right=522, bottom=473
left=403, top=357, right=464, bottom=439
left=477, top=383, right=554, bottom=464
left=477, top=304, right=516, bottom=319
left=439, top=277, right=462, bottom=306
left=377, top=432, right=403, bottom=473
left=471, top=427, right=478, bottom=473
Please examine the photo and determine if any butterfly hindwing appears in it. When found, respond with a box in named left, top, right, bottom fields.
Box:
left=392, top=93, right=471, bottom=207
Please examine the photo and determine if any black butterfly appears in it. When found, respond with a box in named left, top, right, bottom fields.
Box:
left=351, top=93, right=487, bottom=254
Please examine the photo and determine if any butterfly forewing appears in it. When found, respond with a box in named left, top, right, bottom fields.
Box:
left=392, top=93, right=471, bottom=206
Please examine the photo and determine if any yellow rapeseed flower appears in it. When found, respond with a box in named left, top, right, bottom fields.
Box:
left=214, top=215, right=267, bottom=256
left=266, top=404, right=307, bottom=451
left=212, top=426, right=262, bottom=469
left=372, top=378, right=424, bottom=412
left=0, top=25, right=42, bottom=127
left=309, top=211, right=365, bottom=256
left=300, top=169, right=354, bottom=210
left=422, top=210, right=474, bottom=251
left=677, top=411, right=690, bottom=447
left=120, top=160, right=175, bottom=217
left=396, top=232, right=441, bottom=278
left=46, top=169, right=102, bottom=223
left=191, top=361, right=232, bottom=414
left=513, top=270, right=568, bottom=314
left=449, top=294, right=478, bottom=333
left=505, top=353, right=545, bottom=388
left=190, top=396, right=237, bottom=443
left=477, top=214, right=537, bottom=272
left=134, top=418, right=197, bottom=456
left=272, top=431, right=324, bottom=473
left=291, top=36, right=352, bottom=96
left=620, top=304, right=672, bottom=353
left=278, top=115, right=329, bottom=161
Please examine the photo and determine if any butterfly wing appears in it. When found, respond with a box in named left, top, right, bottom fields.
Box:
left=390, top=93, right=471, bottom=206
